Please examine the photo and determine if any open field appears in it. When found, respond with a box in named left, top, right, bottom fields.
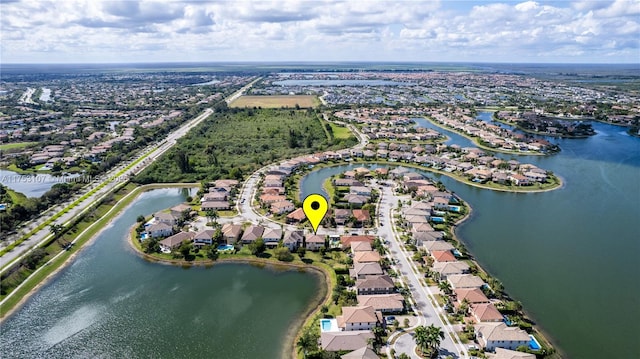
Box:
left=0, top=142, right=38, bottom=151
left=230, top=95, right=320, bottom=109
left=327, top=122, right=354, bottom=140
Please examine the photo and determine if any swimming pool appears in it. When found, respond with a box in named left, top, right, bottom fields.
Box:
left=529, top=335, right=541, bottom=350
left=140, top=233, right=148, bottom=240
left=217, top=244, right=234, bottom=251
left=320, top=318, right=339, bottom=332
left=448, top=205, right=461, bottom=212
left=431, top=217, right=446, bottom=223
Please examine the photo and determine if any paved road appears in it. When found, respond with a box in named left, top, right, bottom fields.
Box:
left=378, top=183, right=469, bottom=359
left=0, top=109, right=213, bottom=272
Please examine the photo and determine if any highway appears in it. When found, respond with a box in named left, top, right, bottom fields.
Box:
left=0, top=109, right=212, bottom=273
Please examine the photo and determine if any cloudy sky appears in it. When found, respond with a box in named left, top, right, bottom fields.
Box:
left=1, top=0, right=639, bottom=63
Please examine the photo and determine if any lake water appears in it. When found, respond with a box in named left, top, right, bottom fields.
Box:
left=299, top=121, right=640, bottom=358
left=0, top=188, right=322, bottom=359
left=0, top=169, right=81, bottom=198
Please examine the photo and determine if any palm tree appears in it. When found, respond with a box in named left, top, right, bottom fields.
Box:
left=438, top=280, right=452, bottom=295
left=413, top=325, right=429, bottom=355
left=49, top=223, right=64, bottom=237
left=425, top=324, right=445, bottom=357
left=205, top=209, right=219, bottom=226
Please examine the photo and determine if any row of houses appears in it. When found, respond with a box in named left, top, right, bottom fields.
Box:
left=320, top=235, right=401, bottom=355
left=200, top=179, right=239, bottom=211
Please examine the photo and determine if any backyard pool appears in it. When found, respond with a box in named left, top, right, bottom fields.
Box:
left=448, top=205, right=461, bottom=212
left=140, top=233, right=148, bottom=240
left=431, top=217, right=446, bottom=223
left=320, top=318, right=339, bottom=333
left=529, top=335, right=541, bottom=350
left=217, top=244, right=234, bottom=251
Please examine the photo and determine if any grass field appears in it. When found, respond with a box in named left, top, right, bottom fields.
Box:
left=0, top=142, right=38, bottom=151
left=328, top=122, right=354, bottom=140
left=230, top=95, right=320, bottom=109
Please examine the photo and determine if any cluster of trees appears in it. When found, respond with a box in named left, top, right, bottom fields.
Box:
left=134, top=108, right=356, bottom=184
left=0, top=182, right=84, bottom=236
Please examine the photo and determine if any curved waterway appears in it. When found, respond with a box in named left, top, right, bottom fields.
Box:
left=0, top=188, right=322, bottom=359
left=301, top=120, right=640, bottom=358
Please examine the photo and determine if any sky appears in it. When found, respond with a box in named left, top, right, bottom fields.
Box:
left=1, top=0, right=639, bottom=64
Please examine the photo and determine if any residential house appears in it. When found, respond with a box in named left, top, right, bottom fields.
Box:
left=159, top=231, right=195, bottom=252
left=334, top=209, right=352, bottom=225
left=271, top=200, right=295, bottom=214
left=221, top=223, right=242, bottom=244
left=350, top=241, right=372, bottom=253
left=201, top=201, right=231, bottom=211
left=357, top=294, right=404, bottom=313
left=341, top=347, right=379, bottom=359
left=286, top=208, right=306, bottom=224
left=356, top=275, right=395, bottom=295
left=487, top=348, right=535, bottom=359
left=344, top=194, right=368, bottom=206
left=320, top=331, right=374, bottom=352
left=147, top=222, right=173, bottom=238
left=154, top=212, right=178, bottom=225
left=240, top=225, right=264, bottom=244
left=432, top=261, right=470, bottom=280
left=170, top=203, right=192, bottom=218
left=193, top=229, right=215, bottom=247
left=424, top=240, right=455, bottom=254
left=349, top=262, right=383, bottom=279
left=431, top=250, right=457, bottom=263
left=337, top=306, right=383, bottom=331
left=283, top=230, right=303, bottom=251
left=262, top=227, right=283, bottom=247
left=413, top=231, right=444, bottom=245
left=350, top=186, right=372, bottom=197
left=352, top=209, right=371, bottom=227
left=448, top=274, right=486, bottom=290
left=340, top=235, right=375, bottom=249
left=472, top=303, right=504, bottom=322
left=305, top=234, right=325, bottom=251
left=354, top=251, right=381, bottom=263
left=475, top=323, right=530, bottom=351
left=454, top=288, right=490, bottom=306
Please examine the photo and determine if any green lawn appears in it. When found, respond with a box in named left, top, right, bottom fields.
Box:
left=0, top=142, right=38, bottom=151
left=328, top=123, right=355, bottom=140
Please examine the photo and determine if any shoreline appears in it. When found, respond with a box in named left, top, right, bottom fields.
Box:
left=0, top=183, right=198, bottom=322
left=126, top=222, right=333, bottom=359
left=451, top=198, right=561, bottom=358
left=422, top=117, right=551, bottom=156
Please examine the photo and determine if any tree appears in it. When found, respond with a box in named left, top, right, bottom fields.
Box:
left=249, top=238, right=266, bottom=255
left=143, top=238, right=160, bottom=254
left=205, top=210, right=219, bottom=225
left=372, top=325, right=386, bottom=351
left=438, top=281, right=452, bottom=295
left=206, top=245, right=219, bottom=261
left=274, top=247, right=294, bottom=262
left=398, top=354, right=411, bottom=359
left=178, top=241, right=193, bottom=259
left=297, top=246, right=306, bottom=258
left=296, top=327, right=319, bottom=358
left=22, top=248, right=47, bottom=269
left=425, top=324, right=445, bottom=357
left=414, top=325, right=429, bottom=356
left=136, top=215, right=146, bottom=223
left=49, top=223, right=64, bottom=237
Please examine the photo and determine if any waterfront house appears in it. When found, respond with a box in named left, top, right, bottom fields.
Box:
left=240, top=225, right=264, bottom=244
left=262, top=228, right=283, bottom=247
left=432, top=261, right=470, bottom=281
left=159, top=231, right=195, bottom=252
left=344, top=194, right=368, bottom=206
left=431, top=250, right=457, bottom=263
left=341, top=347, right=379, bottom=359
left=454, top=288, right=490, bottom=306
left=350, top=262, right=383, bottom=279
left=413, top=231, right=444, bottom=246
left=320, top=331, right=374, bottom=352
left=305, top=234, right=325, bottom=251
left=221, top=223, right=242, bottom=244
left=423, top=240, right=455, bottom=253
left=448, top=274, right=486, bottom=289
left=354, top=251, right=381, bottom=263
left=475, top=322, right=530, bottom=351
left=202, top=192, right=228, bottom=202
left=471, top=303, right=504, bottom=322
left=147, top=222, right=173, bottom=238
left=337, top=306, right=383, bottom=331
left=283, top=230, right=303, bottom=251
left=357, top=294, right=404, bottom=313
left=487, top=348, right=535, bottom=359
left=170, top=203, right=192, bottom=218
left=356, top=275, right=395, bottom=295
left=193, top=229, right=215, bottom=247
left=154, top=212, right=178, bottom=225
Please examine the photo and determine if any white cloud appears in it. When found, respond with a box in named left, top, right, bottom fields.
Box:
left=0, top=0, right=637, bottom=63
